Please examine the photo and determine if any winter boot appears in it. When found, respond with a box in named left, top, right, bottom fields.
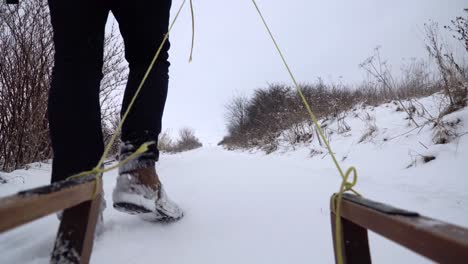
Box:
left=112, top=144, right=183, bottom=221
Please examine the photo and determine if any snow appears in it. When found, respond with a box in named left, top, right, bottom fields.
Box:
left=1, top=94, right=467, bottom=264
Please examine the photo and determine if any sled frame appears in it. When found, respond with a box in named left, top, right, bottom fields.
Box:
left=330, top=193, right=468, bottom=264
left=0, top=174, right=102, bottom=264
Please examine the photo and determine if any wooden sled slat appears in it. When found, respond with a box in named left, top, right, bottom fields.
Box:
left=0, top=175, right=101, bottom=264
left=331, top=193, right=468, bottom=264
left=0, top=175, right=99, bottom=233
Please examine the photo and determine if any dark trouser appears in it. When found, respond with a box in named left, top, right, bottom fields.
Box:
left=48, top=0, right=171, bottom=182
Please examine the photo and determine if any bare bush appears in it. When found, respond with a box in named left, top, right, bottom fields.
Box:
left=0, top=1, right=53, bottom=172
left=336, top=114, right=351, bottom=134
left=422, top=18, right=467, bottom=145
left=100, top=23, right=127, bottom=157
left=221, top=16, right=467, bottom=152
left=399, top=58, right=439, bottom=98
left=359, top=47, right=420, bottom=126
left=445, top=12, right=468, bottom=53
left=246, top=84, right=297, bottom=141
left=174, top=127, right=203, bottom=152
left=225, top=94, right=249, bottom=137
left=102, top=111, right=121, bottom=158
left=220, top=75, right=431, bottom=152
left=357, top=112, right=378, bottom=143
left=0, top=0, right=126, bottom=171
left=157, top=129, right=174, bottom=153
left=158, top=128, right=202, bottom=153
left=283, top=121, right=314, bottom=146
left=425, top=21, right=467, bottom=113
left=101, top=22, right=127, bottom=126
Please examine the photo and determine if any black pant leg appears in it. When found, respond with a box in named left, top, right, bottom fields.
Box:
left=111, top=0, right=172, bottom=161
left=48, top=0, right=110, bottom=182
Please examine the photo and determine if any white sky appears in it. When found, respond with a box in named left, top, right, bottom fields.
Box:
left=113, top=0, right=467, bottom=144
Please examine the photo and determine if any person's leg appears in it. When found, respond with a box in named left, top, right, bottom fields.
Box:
left=110, top=1, right=183, bottom=221
left=48, top=0, right=110, bottom=182
left=111, top=0, right=172, bottom=165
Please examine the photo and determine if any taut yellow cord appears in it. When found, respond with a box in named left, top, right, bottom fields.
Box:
left=67, top=1, right=357, bottom=263
left=250, top=1, right=361, bottom=264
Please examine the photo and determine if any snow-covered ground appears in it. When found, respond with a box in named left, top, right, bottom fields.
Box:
left=1, top=94, right=467, bottom=263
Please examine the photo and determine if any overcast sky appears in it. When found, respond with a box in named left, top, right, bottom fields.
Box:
left=114, top=0, right=467, bottom=144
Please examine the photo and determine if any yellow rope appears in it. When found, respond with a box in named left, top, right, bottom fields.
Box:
left=67, top=142, right=154, bottom=195
left=250, top=1, right=360, bottom=264
left=189, top=0, right=195, bottom=62
left=67, top=0, right=191, bottom=197
left=64, top=1, right=355, bottom=262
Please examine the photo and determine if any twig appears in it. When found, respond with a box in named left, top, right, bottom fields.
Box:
left=321, top=152, right=329, bottom=159
left=386, top=126, right=420, bottom=141
left=417, top=122, right=428, bottom=134
left=419, top=141, right=429, bottom=150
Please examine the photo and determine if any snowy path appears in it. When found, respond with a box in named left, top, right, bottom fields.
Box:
left=1, top=96, right=467, bottom=263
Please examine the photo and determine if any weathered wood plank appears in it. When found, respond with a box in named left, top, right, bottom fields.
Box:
left=331, top=194, right=468, bottom=264
left=0, top=175, right=99, bottom=233
left=51, top=192, right=102, bottom=264
left=330, top=211, right=371, bottom=264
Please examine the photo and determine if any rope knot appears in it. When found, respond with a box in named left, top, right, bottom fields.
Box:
left=342, top=166, right=360, bottom=196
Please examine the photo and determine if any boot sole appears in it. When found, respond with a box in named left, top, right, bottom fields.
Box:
left=113, top=202, right=152, bottom=214
left=113, top=191, right=183, bottom=222
left=114, top=202, right=182, bottom=222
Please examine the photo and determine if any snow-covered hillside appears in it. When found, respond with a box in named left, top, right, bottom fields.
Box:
left=1, top=94, right=467, bottom=264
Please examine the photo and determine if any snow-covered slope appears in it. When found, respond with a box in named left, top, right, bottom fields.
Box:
left=1, top=94, right=467, bottom=264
